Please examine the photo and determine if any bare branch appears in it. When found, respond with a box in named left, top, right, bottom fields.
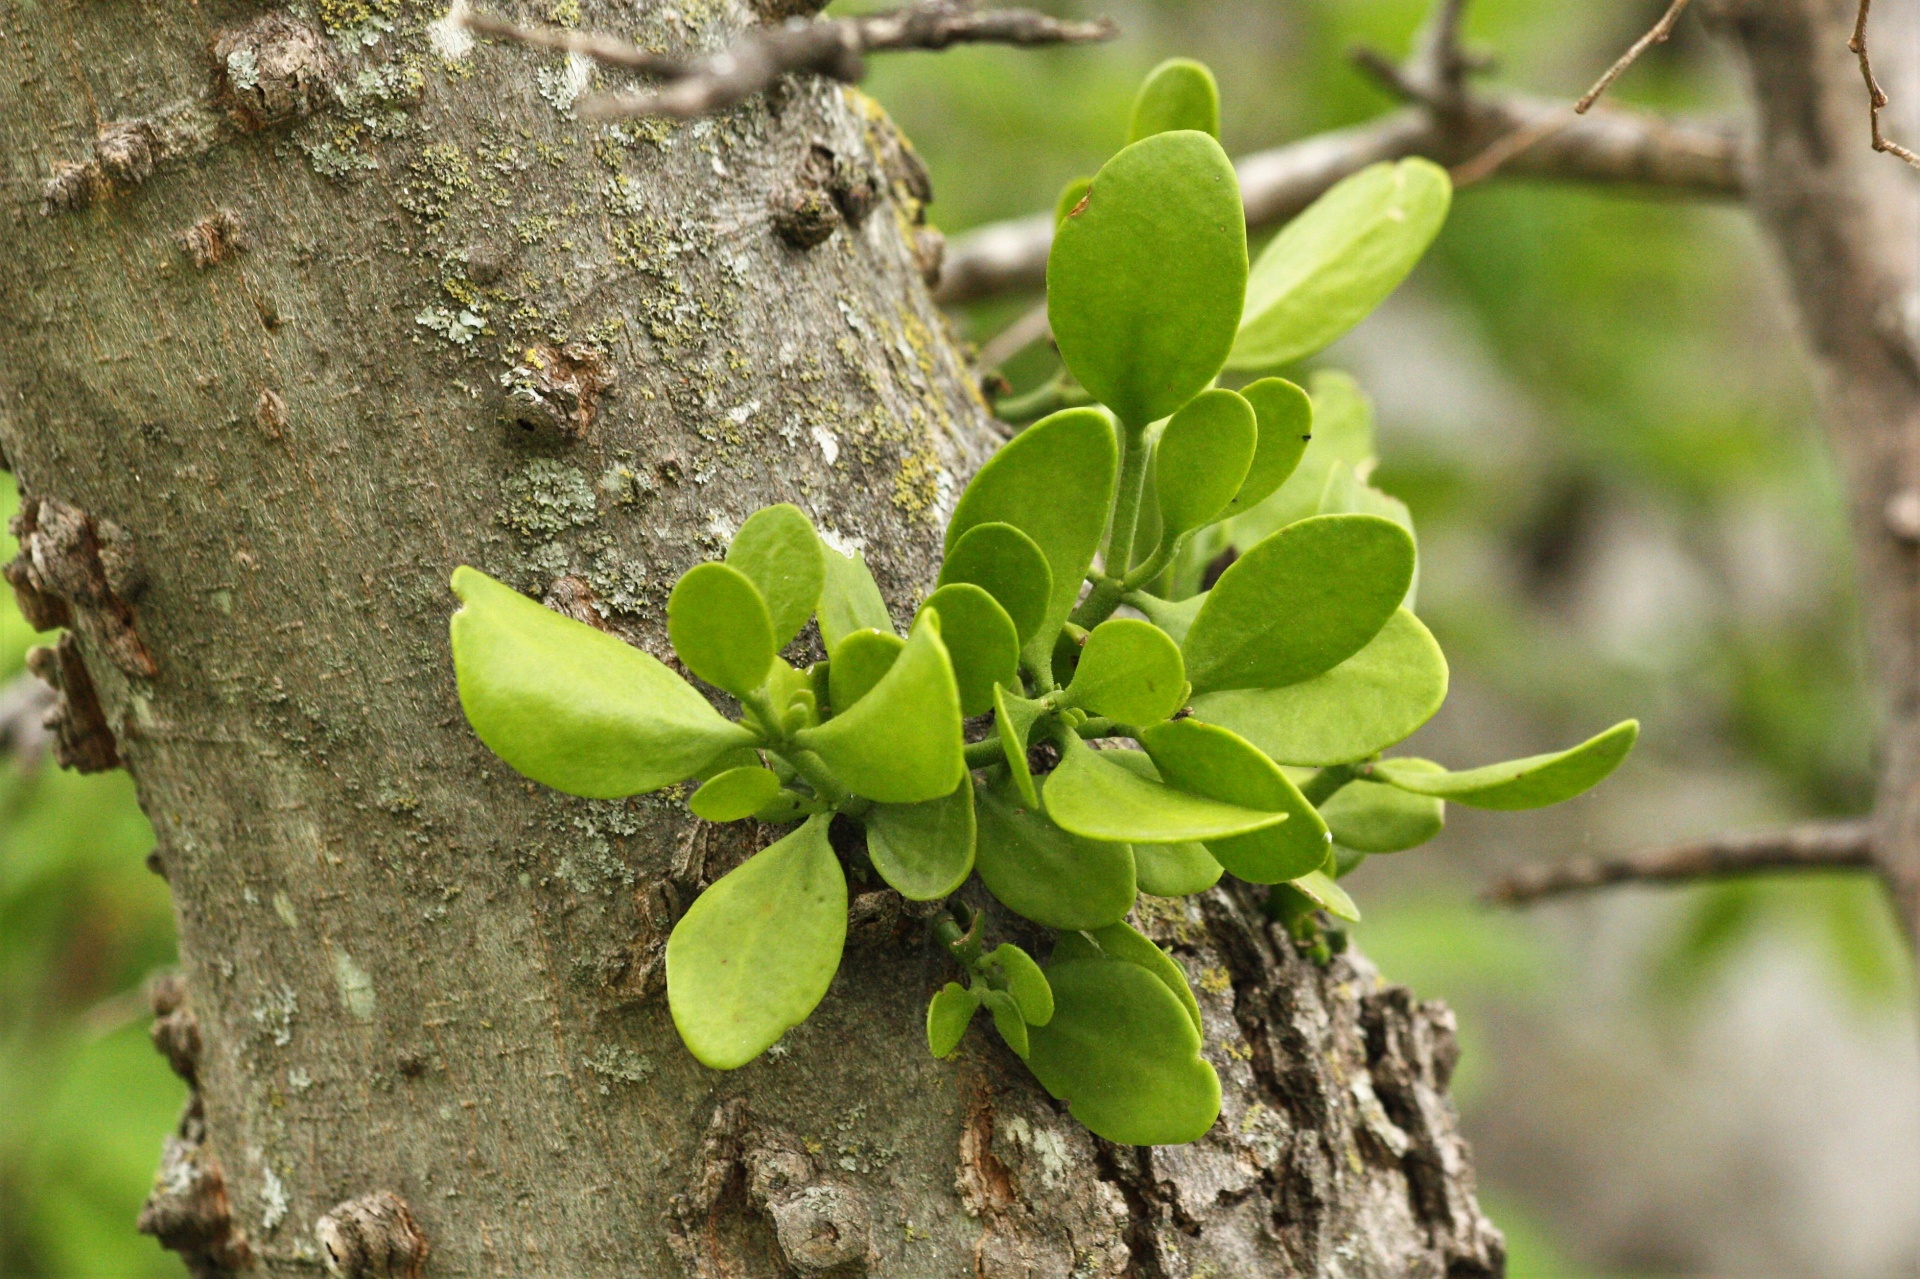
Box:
left=1483, top=820, right=1877, bottom=906
left=1848, top=0, right=1920, bottom=168
left=460, top=1, right=1114, bottom=123
left=1577, top=0, right=1693, bottom=114
left=937, top=99, right=1743, bottom=305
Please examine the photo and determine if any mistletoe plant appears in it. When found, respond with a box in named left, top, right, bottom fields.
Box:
left=447, top=61, right=1637, bottom=1148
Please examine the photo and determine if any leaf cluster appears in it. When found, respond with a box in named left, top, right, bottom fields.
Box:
left=447, top=61, right=1637, bottom=1147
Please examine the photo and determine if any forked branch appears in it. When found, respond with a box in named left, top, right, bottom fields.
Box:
left=1577, top=0, right=1693, bottom=113
left=456, top=0, right=1114, bottom=122
left=1484, top=820, right=1877, bottom=906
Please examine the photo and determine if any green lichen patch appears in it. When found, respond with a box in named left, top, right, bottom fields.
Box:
left=500, top=460, right=600, bottom=538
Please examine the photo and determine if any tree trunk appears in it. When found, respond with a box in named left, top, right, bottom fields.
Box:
left=0, top=2, right=1502, bottom=1275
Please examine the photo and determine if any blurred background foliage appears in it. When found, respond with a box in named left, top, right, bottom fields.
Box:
left=4, top=1, right=1917, bottom=1276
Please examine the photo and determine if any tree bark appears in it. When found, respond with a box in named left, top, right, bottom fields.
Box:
left=0, top=2, right=1501, bottom=1275
left=1710, top=0, right=1920, bottom=947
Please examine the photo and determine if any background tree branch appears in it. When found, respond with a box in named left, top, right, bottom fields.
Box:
left=1484, top=821, right=1878, bottom=905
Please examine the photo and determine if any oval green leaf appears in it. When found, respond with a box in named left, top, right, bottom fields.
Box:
left=1289, top=868, right=1360, bottom=923
left=1044, top=735, right=1290, bottom=844
left=818, top=542, right=894, bottom=653
left=947, top=407, right=1118, bottom=663
left=1139, top=719, right=1330, bottom=883
left=1319, top=773, right=1444, bottom=853
left=990, top=943, right=1054, bottom=1025
left=793, top=613, right=965, bottom=804
left=1369, top=720, right=1639, bottom=810
left=829, top=628, right=903, bottom=715
left=1229, top=158, right=1452, bottom=371
left=1056, top=920, right=1203, bottom=1034
left=666, top=815, right=847, bottom=1070
left=1151, top=389, right=1258, bottom=542
left=939, top=522, right=1053, bottom=646
left=927, top=982, right=979, bottom=1059
left=1133, top=840, right=1223, bottom=897
left=1065, top=618, right=1187, bottom=726
left=450, top=567, right=758, bottom=798
left=1025, top=958, right=1221, bottom=1146
left=865, top=778, right=976, bottom=900
left=1227, top=378, right=1312, bottom=515
left=1184, top=514, right=1414, bottom=694
left=974, top=771, right=1137, bottom=929
left=921, top=583, right=1021, bottom=717
left=689, top=765, right=783, bottom=823
left=727, top=504, right=824, bottom=650
left=1048, top=131, right=1248, bottom=428
left=669, top=561, right=776, bottom=698
left=1128, top=58, right=1220, bottom=142
left=1190, top=608, right=1447, bottom=765
left=983, top=988, right=1030, bottom=1057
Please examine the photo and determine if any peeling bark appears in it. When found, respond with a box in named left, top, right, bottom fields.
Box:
left=0, top=0, right=1497, bottom=1273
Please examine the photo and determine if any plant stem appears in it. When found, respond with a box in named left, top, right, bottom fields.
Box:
left=1071, top=572, right=1126, bottom=629
left=1299, top=763, right=1359, bottom=806
left=1105, top=421, right=1151, bottom=571
left=964, top=738, right=1008, bottom=769
left=779, top=747, right=853, bottom=809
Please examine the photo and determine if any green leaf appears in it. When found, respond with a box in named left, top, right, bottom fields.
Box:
left=1054, top=176, right=1093, bottom=227
left=818, top=542, right=894, bottom=653
left=1289, top=869, right=1359, bottom=923
left=990, top=943, right=1054, bottom=1025
left=1319, top=773, right=1444, bottom=853
left=1025, top=958, right=1221, bottom=1145
left=1190, top=608, right=1447, bottom=765
left=829, top=628, right=904, bottom=714
left=795, top=614, right=966, bottom=803
left=753, top=789, right=813, bottom=823
left=974, top=771, right=1137, bottom=929
left=983, top=989, right=1031, bottom=1057
left=947, top=408, right=1117, bottom=663
left=927, top=982, right=979, bottom=1058
left=921, top=584, right=1020, bottom=717
left=865, top=778, right=976, bottom=900
left=993, top=683, right=1047, bottom=809
left=669, top=562, right=776, bottom=698
left=1318, top=460, right=1419, bottom=611
left=1229, top=158, right=1452, bottom=370
left=1133, top=840, right=1223, bottom=896
left=1056, top=920, right=1203, bottom=1034
left=1048, top=131, right=1248, bottom=428
left=1151, top=388, right=1257, bottom=541
left=450, top=567, right=757, bottom=798
left=689, top=766, right=784, bottom=822
left=1128, top=58, right=1220, bottom=142
left=1065, top=619, right=1186, bottom=726
left=1183, top=514, right=1414, bottom=694
left=939, top=522, right=1053, bottom=647
left=1044, top=735, right=1290, bottom=844
left=666, top=815, right=847, bottom=1069
left=1369, top=721, right=1640, bottom=810
left=726, top=504, right=825, bottom=650
left=1221, top=370, right=1375, bottom=551
left=1128, top=592, right=1205, bottom=647
left=1139, top=719, right=1330, bottom=883
left=1227, top=378, right=1312, bottom=516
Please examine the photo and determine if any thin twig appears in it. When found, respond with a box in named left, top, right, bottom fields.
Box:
left=976, top=300, right=1050, bottom=370
left=1450, top=110, right=1573, bottom=186
left=460, top=1, right=1114, bottom=122
left=1577, top=0, right=1692, bottom=114
left=1483, top=820, right=1878, bottom=906
left=1849, top=0, right=1920, bottom=168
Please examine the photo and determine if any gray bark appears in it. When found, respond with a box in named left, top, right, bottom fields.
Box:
left=0, top=1, right=1501, bottom=1275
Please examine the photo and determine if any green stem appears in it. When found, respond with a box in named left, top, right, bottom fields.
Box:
left=778, top=747, right=852, bottom=809
left=1121, top=541, right=1175, bottom=593
left=1073, top=716, right=1120, bottom=738
left=964, top=738, right=1008, bottom=769
left=1105, top=422, right=1151, bottom=575
left=1070, top=573, right=1126, bottom=629
left=994, top=371, right=1093, bottom=426
left=1299, top=763, right=1359, bottom=806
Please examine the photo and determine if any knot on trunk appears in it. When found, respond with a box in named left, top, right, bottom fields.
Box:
left=26, top=634, right=120, bottom=773
left=149, top=970, right=203, bottom=1085
left=316, top=1191, right=429, bottom=1279
left=212, top=13, right=335, bottom=131
left=138, top=1099, right=251, bottom=1278
left=7, top=495, right=155, bottom=677
left=500, top=344, right=616, bottom=441
left=669, top=1103, right=873, bottom=1277
left=180, top=209, right=250, bottom=270
left=41, top=120, right=162, bottom=214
